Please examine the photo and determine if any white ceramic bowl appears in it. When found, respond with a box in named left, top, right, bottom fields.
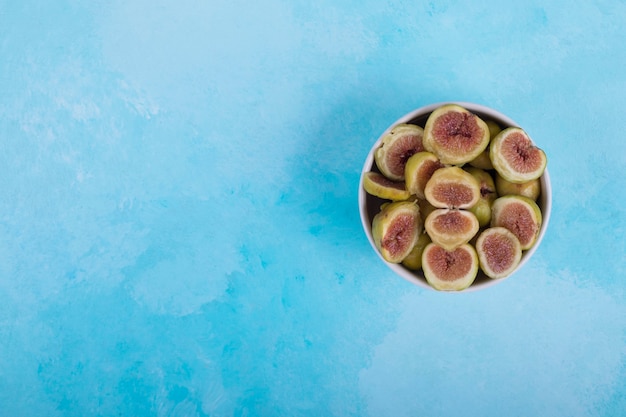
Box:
left=358, top=102, right=552, bottom=291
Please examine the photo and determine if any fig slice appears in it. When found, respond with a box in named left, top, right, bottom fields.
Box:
left=424, top=208, right=479, bottom=250
left=476, top=227, right=522, bottom=279
left=495, top=172, right=541, bottom=201
left=374, top=124, right=425, bottom=181
left=423, top=104, right=490, bottom=165
left=422, top=243, right=478, bottom=291
left=404, top=151, right=445, bottom=199
left=362, top=172, right=411, bottom=201
left=490, top=127, right=547, bottom=184
left=372, top=201, right=423, bottom=263
left=424, top=166, right=481, bottom=209
left=465, top=167, right=497, bottom=227
left=490, top=195, right=542, bottom=250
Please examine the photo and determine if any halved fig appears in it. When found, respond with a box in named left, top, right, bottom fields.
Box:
left=490, top=127, right=547, bottom=184
left=374, top=124, right=425, bottom=181
left=465, top=167, right=497, bottom=227
left=423, top=104, right=490, bottom=165
left=362, top=172, right=411, bottom=201
left=404, top=151, right=445, bottom=199
left=424, top=166, right=481, bottom=209
left=468, top=120, right=501, bottom=170
left=495, top=172, right=540, bottom=201
left=476, top=227, right=522, bottom=279
left=401, top=232, right=432, bottom=270
left=490, top=195, right=542, bottom=250
left=372, top=201, right=423, bottom=263
left=422, top=243, right=478, bottom=291
left=424, top=208, right=479, bottom=250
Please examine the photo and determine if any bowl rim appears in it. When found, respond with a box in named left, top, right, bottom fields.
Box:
left=358, top=101, right=552, bottom=292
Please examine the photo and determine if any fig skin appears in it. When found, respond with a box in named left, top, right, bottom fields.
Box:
left=468, top=150, right=493, bottom=170
left=424, top=166, right=481, bottom=209
left=417, top=198, right=437, bottom=220
left=423, top=104, right=491, bottom=165
left=372, top=201, right=423, bottom=263
left=468, top=120, right=501, bottom=170
left=490, top=127, right=547, bottom=184
left=476, top=227, right=522, bottom=279
left=490, top=195, right=542, bottom=250
left=464, top=167, right=497, bottom=204
left=374, top=124, right=425, bottom=181
left=422, top=243, right=478, bottom=291
left=404, top=151, right=445, bottom=199
left=424, top=208, right=479, bottom=250
left=469, top=199, right=492, bottom=228
left=401, top=232, right=432, bottom=270
left=486, top=120, right=503, bottom=138
left=495, top=173, right=540, bottom=201
left=363, top=172, right=411, bottom=201
left=465, top=167, right=498, bottom=227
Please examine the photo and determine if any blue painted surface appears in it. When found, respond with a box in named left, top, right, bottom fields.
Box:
left=1, top=0, right=625, bottom=416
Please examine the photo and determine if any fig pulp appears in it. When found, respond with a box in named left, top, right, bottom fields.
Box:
left=374, top=124, right=425, bottom=181
left=490, top=127, right=547, bottom=184
left=423, top=104, right=490, bottom=165
left=476, top=227, right=522, bottom=279
left=422, top=243, right=478, bottom=291
left=424, top=166, right=481, bottom=209
left=372, top=201, right=423, bottom=263
left=490, top=195, right=542, bottom=250
left=424, top=209, right=479, bottom=250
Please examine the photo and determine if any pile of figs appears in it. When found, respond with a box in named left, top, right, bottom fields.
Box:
left=362, top=104, right=547, bottom=291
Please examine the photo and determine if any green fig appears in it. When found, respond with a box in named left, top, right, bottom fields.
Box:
left=405, top=152, right=445, bottom=199
left=372, top=201, right=423, bottom=263
left=465, top=167, right=497, bottom=227
left=401, top=232, right=432, bottom=270
left=490, top=195, right=542, bottom=250
left=495, top=172, right=540, bottom=201
left=375, top=124, right=425, bottom=181
left=423, top=104, right=490, bottom=165
left=362, top=172, right=411, bottom=201
left=424, top=209, right=479, bottom=251
left=424, top=166, right=481, bottom=209
left=422, top=243, right=478, bottom=291
left=490, top=127, right=547, bottom=184
left=476, top=227, right=522, bottom=279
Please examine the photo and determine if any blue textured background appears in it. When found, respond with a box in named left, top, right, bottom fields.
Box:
left=1, top=1, right=625, bottom=416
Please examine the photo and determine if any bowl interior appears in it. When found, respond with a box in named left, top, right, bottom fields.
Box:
left=359, top=102, right=552, bottom=291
